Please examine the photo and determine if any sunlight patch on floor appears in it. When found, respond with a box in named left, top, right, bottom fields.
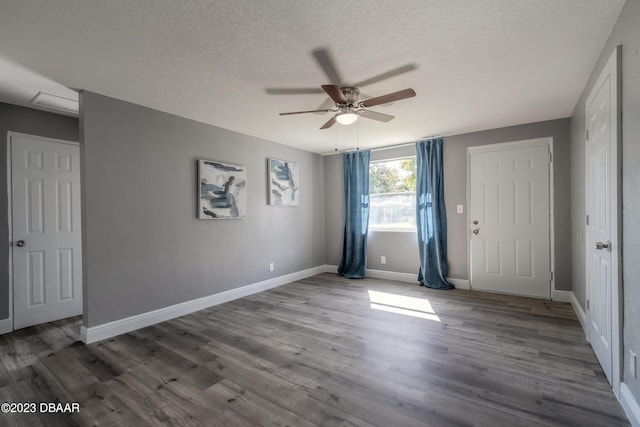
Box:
left=367, top=290, right=441, bottom=322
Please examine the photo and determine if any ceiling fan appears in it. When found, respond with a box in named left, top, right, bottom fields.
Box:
left=267, top=48, right=417, bottom=130
left=280, top=85, right=416, bottom=129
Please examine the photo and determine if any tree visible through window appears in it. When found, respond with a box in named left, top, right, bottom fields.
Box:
left=369, top=157, right=416, bottom=231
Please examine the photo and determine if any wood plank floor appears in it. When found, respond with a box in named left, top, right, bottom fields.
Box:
left=0, top=273, right=629, bottom=426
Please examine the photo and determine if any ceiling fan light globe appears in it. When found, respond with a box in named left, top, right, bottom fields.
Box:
left=336, top=112, right=359, bottom=125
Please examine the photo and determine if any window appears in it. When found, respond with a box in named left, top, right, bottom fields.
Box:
left=369, top=157, right=416, bottom=231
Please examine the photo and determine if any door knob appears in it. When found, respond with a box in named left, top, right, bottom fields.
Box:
left=472, top=220, right=478, bottom=225
left=15, top=240, right=25, bottom=247
left=594, top=241, right=611, bottom=251
left=472, top=228, right=480, bottom=235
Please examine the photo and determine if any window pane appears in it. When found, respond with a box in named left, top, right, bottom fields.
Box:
left=369, top=158, right=416, bottom=231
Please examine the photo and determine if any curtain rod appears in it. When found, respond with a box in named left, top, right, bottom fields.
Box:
left=334, top=135, right=443, bottom=155
left=372, top=135, right=444, bottom=152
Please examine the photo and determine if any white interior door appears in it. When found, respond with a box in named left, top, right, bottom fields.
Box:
left=585, top=48, right=620, bottom=386
left=10, top=133, right=82, bottom=330
left=469, top=140, right=551, bottom=298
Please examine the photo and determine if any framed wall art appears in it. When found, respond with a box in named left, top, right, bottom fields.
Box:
left=198, top=159, right=247, bottom=219
left=268, top=158, right=299, bottom=206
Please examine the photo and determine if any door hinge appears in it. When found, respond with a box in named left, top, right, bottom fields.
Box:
left=586, top=214, right=590, bottom=226
left=550, top=271, right=553, bottom=281
left=587, top=299, right=590, bottom=311
left=586, top=129, right=590, bottom=141
left=549, top=152, right=552, bottom=162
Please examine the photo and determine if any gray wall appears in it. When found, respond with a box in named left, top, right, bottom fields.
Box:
left=324, top=152, right=346, bottom=269
left=81, top=91, right=325, bottom=328
left=570, top=0, right=640, bottom=401
left=325, top=119, right=571, bottom=291
left=0, top=102, right=79, bottom=320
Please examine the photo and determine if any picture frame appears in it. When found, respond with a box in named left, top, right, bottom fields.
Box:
left=268, top=158, right=299, bottom=206
left=198, top=159, right=247, bottom=219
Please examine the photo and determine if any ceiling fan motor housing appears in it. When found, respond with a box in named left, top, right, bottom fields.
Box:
left=340, top=87, right=360, bottom=106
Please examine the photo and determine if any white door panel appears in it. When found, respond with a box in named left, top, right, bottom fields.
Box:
left=586, top=63, right=614, bottom=383
left=469, top=143, right=550, bottom=298
left=10, top=134, right=82, bottom=330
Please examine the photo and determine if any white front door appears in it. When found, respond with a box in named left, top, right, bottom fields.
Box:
left=469, top=140, right=551, bottom=298
left=10, top=133, right=82, bottom=330
left=585, top=48, right=620, bottom=386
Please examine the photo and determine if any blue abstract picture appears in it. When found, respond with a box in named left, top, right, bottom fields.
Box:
left=268, top=158, right=299, bottom=206
left=198, top=159, right=247, bottom=219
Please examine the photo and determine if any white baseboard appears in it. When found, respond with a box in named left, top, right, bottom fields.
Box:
left=570, top=292, right=587, bottom=336
left=551, top=290, right=573, bottom=302
left=324, top=265, right=338, bottom=274
left=325, top=265, right=468, bottom=289
left=366, top=268, right=418, bottom=283
left=323, top=265, right=419, bottom=284
left=81, top=265, right=328, bottom=344
left=621, top=383, right=640, bottom=427
left=550, top=290, right=587, bottom=337
left=448, top=278, right=470, bottom=290
left=0, top=317, right=12, bottom=335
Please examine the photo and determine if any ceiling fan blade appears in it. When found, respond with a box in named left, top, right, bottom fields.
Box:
left=312, top=48, right=342, bottom=85
left=360, top=88, right=416, bottom=108
left=358, top=110, right=395, bottom=122
left=315, top=97, right=336, bottom=111
left=320, top=116, right=337, bottom=129
left=353, top=64, right=418, bottom=87
left=280, top=109, right=332, bottom=116
left=322, top=85, right=348, bottom=104
left=266, top=87, right=324, bottom=95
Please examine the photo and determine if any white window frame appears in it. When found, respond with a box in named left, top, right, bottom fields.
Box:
left=368, top=155, right=417, bottom=233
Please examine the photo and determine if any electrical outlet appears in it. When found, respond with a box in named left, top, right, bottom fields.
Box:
left=631, top=350, right=637, bottom=379
left=457, top=204, right=464, bottom=214
left=269, top=262, right=275, bottom=272
left=381, top=256, right=387, bottom=264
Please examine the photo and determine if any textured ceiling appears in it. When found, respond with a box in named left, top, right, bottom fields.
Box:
left=0, top=0, right=625, bottom=154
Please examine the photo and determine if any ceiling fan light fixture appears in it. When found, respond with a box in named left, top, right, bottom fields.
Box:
left=336, top=111, right=359, bottom=125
